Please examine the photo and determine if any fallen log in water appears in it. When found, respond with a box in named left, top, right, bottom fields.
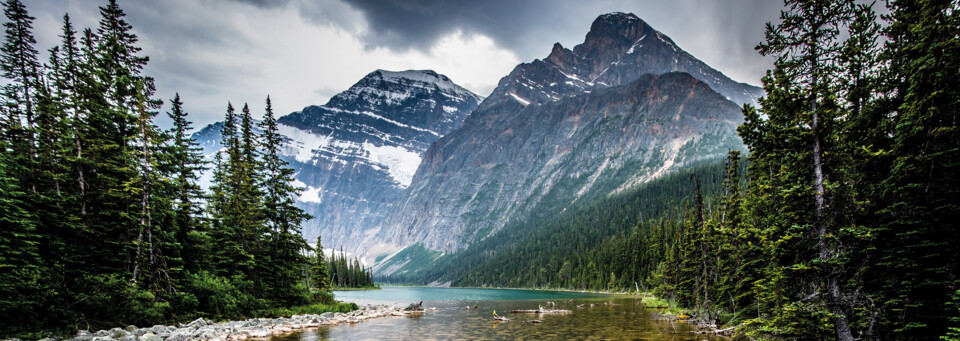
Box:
left=509, top=305, right=572, bottom=314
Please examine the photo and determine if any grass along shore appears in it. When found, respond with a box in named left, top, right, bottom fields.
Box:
left=331, top=286, right=381, bottom=291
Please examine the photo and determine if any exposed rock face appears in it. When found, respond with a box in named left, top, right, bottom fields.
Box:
left=374, top=73, right=745, bottom=256
left=368, top=12, right=759, bottom=264
left=479, top=12, right=762, bottom=112
left=192, top=70, right=481, bottom=252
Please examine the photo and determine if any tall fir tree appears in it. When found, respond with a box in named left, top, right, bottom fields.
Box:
left=747, top=0, right=859, bottom=338
left=259, top=96, right=311, bottom=303
left=165, top=93, right=206, bottom=278
left=312, top=236, right=330, bottom=292
left=1, top=0, right=39, bottom=143
left=209, top=102, right=254, bottom=277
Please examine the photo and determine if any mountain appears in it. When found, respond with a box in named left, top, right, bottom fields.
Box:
left=193, top=70, right=482, bottom=254
left=479, top=12, right=763, bottom=112
left=368, top=13, right=760, bottom=271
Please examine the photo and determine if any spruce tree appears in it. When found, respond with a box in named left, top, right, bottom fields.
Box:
left=259, top=96, right=311, bottom=303
left=209, top=102, right=255, bottom=277
left=1, top=0, right=39, bottom=140
left=312, top=236, right=330, bottom=292
left=747, top=0, right=859, bottom=338
left=166, top=93, right=206, bottom=276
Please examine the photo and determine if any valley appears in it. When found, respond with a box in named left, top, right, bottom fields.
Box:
left=1, top=1, right=957, bottom=340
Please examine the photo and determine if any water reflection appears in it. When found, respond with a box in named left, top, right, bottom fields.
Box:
left=272, top=288, right=723, bottom=340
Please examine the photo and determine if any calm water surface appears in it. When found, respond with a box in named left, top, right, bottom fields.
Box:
left=272, top=287, right=723, bottom=340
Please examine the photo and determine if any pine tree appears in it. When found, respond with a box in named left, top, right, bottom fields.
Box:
left=166, top=93, right=206, bottom=277
left=259, top=96, right=311, bottom=303
left=1, top=0, right=39, bottom=143
left=748, top=0, right=859, bottom=338
left=0, top=2, right=50, bottom=333
left=312, top=236, right=330, bottom=292
left=209, top=102, right=255, bottom=277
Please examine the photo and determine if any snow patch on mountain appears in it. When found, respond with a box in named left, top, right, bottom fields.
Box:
left=276, top=123, right=332, bottom=163
left=355, top=109, right=440, bottom=136
left=377, top=69, right=471, bottom=95
left=509, top=93, right=530, bottom=106
left=301, top=186, right=324, bottom=203
left=363, top=142, right=421, bottom=187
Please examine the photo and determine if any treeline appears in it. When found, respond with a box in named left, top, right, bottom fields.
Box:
left=310, top=239, right=375, bottom=290
left=419, top=160, right=734, bottom=289
left=0, top=0, right=320, bottom=337
left=421, top=0, right=960, bottom=339
left=329, top=250, right=375, bottom=289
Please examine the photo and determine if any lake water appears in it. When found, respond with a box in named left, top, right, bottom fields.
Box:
left=272, top=287, right=723, bottom=340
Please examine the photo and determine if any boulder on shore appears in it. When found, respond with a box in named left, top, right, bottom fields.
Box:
left=65, top=304, right=409, bottom=341
left=404, top=301, right=424, bottom=311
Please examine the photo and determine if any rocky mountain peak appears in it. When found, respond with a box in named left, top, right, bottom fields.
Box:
left=546, top=42, right=578, bottom=70
left=193, top=69, right=482, bottom=254
left=367, top=12, right=761, bottom=264
left=327, top=69, right=481, bottom=111
left=574, top=12, right=653, bottom=65
left=479, top=12, right=762, bottom=111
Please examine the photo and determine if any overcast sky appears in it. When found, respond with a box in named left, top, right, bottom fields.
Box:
left=26, top=0, right=787, bottom=128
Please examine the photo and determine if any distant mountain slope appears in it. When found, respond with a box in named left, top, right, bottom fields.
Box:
left=369, top=13, right=759, bottom=270
left=193, top=70, right=482, bottom=254
left=373, top=72, right=745, bottom=261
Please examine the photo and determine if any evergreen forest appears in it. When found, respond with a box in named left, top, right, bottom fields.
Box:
left=0, top=0, right=351, bottom=338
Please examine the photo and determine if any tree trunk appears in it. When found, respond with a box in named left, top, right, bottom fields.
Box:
left=811, top=60, right=854, bottom=341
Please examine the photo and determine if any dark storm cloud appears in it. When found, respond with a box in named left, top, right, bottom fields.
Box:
left=339, top=0, right=567, bottom=57
left=333, top=0, right=786, bottom=83
left=22, top=0, right=874, bottom=129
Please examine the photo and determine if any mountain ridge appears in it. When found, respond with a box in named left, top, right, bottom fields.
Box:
left=367, top=12, right=759, bottom=270
left=192, top=69, right=482, bottom=253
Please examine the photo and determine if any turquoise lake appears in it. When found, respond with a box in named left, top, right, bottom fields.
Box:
left=270, top=287, right=723, bottom=340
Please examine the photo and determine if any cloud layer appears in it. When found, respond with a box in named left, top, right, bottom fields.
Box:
left=25, top=0, right=787, bottom=128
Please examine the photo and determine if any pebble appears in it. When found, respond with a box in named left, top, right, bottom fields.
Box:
left=64, top=304, right=408, bottom=341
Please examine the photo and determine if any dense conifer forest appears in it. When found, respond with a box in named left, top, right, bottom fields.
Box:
left=312, top=239, right=376, bottom=290
left=0, top=0, right=355, bottom=338
left=402, top=0, right=960, bottom=339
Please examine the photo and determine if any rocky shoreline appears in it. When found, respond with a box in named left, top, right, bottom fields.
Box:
left=42, top=304, right=407, bottom=341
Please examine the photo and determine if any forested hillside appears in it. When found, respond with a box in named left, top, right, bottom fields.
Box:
left=396, top=159, right=736, bottom=287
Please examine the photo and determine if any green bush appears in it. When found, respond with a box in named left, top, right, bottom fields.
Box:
left=186, top=271, right=267, bottom=319
left=69, top=274, right=171, bottom=330
left=312, top=290, right=336, bottom=305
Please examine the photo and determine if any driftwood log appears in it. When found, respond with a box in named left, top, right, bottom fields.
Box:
left=509, top=305, right=572, bottom=314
